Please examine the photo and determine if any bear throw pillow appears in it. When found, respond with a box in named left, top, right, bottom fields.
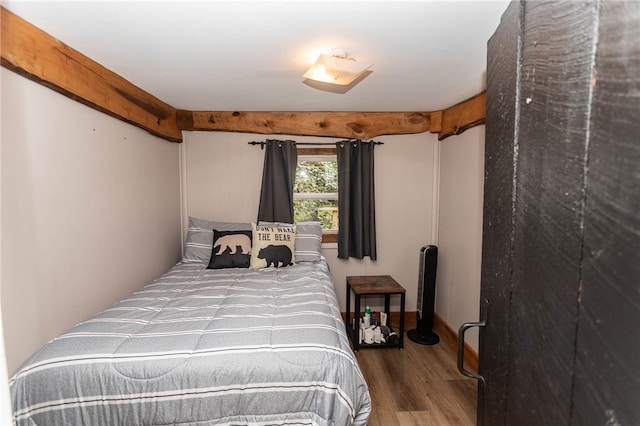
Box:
left=250, top=223, right=296, bottom=269
left=207, top=229, right=252, bottom=269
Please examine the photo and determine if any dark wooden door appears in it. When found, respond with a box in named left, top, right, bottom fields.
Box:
left=477, top=1, right=639, bottom=425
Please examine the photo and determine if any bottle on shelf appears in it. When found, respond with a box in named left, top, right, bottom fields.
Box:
left=363, top=305, right=371, bottom=327
left=374, top=326, right=382, bottom=343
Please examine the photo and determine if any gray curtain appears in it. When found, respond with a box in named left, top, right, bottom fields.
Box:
left=257, top=139, right=298, bottom=223
left=336, top=140, right=377, bottom=260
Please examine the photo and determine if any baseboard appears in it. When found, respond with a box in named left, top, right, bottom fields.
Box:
left=341, top=311, right=478, bottom=374
left=390, top=310, right=417, bottom=329
left=433, top=313, right=478, bottom=374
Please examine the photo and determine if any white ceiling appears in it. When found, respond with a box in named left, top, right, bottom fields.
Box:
left=3, top=0, right=510, bottom=112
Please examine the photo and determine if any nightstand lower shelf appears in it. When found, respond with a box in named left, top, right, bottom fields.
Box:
left=346, top=325, right=402, bottom=349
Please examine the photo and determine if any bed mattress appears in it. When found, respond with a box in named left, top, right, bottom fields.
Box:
left=10, top=261, right=371, bottom=425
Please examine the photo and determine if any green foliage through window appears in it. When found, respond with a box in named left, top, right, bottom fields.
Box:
left=293, top=157, right=338, bottom=231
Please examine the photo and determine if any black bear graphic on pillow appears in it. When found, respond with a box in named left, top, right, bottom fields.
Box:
left=207, top=230, right=252, bottom=269
left=258, top=245, right=293, bottom=268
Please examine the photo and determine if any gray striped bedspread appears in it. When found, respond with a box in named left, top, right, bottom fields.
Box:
left=10, top=261, right=371, bottom=425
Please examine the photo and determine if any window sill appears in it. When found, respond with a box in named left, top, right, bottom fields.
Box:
left=322, top=232, right=338, bottom=244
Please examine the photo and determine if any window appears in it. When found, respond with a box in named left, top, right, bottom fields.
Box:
left=294, top=148, right=338, bottom=242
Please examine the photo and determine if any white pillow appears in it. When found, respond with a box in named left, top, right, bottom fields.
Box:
left=250, top=223, right=296, bottom=269
left=258, top=221, right=323, bottom=262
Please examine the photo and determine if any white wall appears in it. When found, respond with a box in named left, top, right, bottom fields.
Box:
left=1, top=69, right=183, bottom=374
left=182, top=131, right=438, bottom=315
left=0, top=70, right=11, bottom=425
left=436, top=125, right=485, bottom=350
left=182, top=131, right=265, bottom=224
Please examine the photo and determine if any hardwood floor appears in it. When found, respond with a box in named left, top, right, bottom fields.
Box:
left=355, top=332, right=478, bottom=425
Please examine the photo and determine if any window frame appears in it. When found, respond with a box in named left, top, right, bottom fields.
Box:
left=295, top=147, right=338, bottom=243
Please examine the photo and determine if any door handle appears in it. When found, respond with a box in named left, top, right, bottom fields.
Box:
left=457, top=320, right=486, bottom=384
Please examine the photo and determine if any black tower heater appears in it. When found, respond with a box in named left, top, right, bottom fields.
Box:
left=408, top=245, right=440, bottom=345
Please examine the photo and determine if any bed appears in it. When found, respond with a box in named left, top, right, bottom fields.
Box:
left=9, top=219, right=371, bottom=425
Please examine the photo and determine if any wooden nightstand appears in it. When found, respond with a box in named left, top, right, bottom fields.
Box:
left=345, top=275, right=406, bottom=351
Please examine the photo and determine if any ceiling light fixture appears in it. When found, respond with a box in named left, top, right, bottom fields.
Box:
left=303, top=49, right=373, bottom=86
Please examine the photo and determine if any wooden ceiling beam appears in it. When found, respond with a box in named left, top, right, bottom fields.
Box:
left=177, top=92, right=483, bottom=140
left=438, top=92, right=486, bottom=140
left=0, top=7, right=182, bottom=143
left=178, top=110, right=441, bottom=140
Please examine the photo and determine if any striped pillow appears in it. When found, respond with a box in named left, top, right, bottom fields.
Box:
left=183, top=216, right=251, bottom=263
left=294, top=221, right=323, bottom=262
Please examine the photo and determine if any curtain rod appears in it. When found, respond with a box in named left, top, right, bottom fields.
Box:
left=248, top=140, right=384, bottom=149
